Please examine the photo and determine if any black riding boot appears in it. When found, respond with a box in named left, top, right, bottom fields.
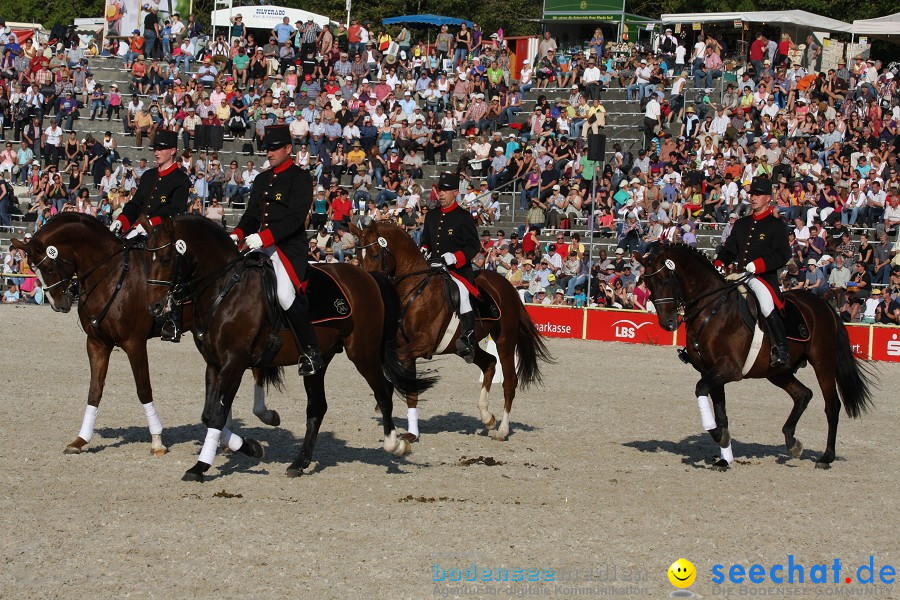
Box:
left=284, top=295, right=324, bottom=376
left=455, top=311, right=477, bottom=364
left=765, top=313, right=790, bottom=369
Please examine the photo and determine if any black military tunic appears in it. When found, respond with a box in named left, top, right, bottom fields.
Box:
left=116, top=163, right=191, bottom=231
left=420, top=200, right=481, bottom=295
left=715, top=207, right=790, bottom=305
left=234, top=160, right=313, bottom=289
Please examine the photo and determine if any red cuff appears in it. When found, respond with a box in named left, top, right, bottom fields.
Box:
left=751, top=258, right=766, bottom=273
left=259, top=229, right=275, bottom=247
left=116, top=214, right=131, bottom=231
left=148, top=216, right=162, bottom=227
left=232, top=228, right=245, bottom=241
left=453, top=251, right=466, bottom=266
left=713, top=259, right=723, bottom=269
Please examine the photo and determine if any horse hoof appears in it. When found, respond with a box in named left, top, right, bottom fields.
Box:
left=400, top=432, right=419, bottom=443
left=285, top=465, right=304, bottom=478
left=485, top=415, right=496, bottom=429
left=237, top=439, right=264, bottom=459
left=265, top=410, right=281, bottom=427
left=181, top=470, right=204, bottom=483
left=489, top=430, right=508, bottom=441
left=789, top=439, right=803, bottom=459
left=711, top=459, right=731, bottom=472
left=64, top=444, right=83, bottom=455
left=389, top=438, right=410, bottom=456
left=815, top=461, right=832, bottom=470
left=719, top=429, right=731, bottom=448
left=151, top=447, right=168, bottom=457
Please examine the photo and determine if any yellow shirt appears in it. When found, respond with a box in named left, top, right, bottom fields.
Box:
left=347, top=148, right=366, bottom=165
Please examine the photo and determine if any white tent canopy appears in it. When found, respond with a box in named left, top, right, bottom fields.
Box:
left=211, top=6, right=330, bottom=32
left=852, top=12, right=900, bottom=37
left=661, top=11, right=853, bottom=34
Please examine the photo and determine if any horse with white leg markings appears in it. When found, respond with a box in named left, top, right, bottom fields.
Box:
left=351, top=220, right=552, bottom=443
left=634, top=243, right=875, bottom=470
left=11, top=213, right=282, bottom=458
left=145, top=215, right=436, bottom=481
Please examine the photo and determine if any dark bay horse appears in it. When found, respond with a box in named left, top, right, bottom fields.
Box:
left=350, top=220, right=552, bottom=442
left=11, top=213, right=281, bottom=457
left=634, top=243, right=874, bottom=469
left=146, top=215, right=435, bottom=481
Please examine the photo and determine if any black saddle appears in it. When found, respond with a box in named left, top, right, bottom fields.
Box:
left=442, top=271, right=502, bottom=321
left=737, top=291, right=810, bottom=342
left=260, top=262, right=352, bottom=325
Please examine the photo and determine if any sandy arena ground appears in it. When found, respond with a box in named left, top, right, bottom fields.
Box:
left=0, top=305, right=897, bottom=599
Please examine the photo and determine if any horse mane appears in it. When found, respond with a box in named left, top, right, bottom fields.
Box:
left=174, top=214, right=239, bottom=258
left=36, top=212, right=118, bottom=249
left=656, top=242, right=724, bottom=282
left=370, top=220, right=427, bottom=268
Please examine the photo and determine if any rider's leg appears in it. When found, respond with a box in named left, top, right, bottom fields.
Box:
left=270, top=249, right=324, bottom=376
left=453, top=276, right=477, bottom=363
left=747, top=276, right=789, bottom=369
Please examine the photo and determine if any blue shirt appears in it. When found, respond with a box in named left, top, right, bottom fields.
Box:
left=273, top=23, right=295, bottom=44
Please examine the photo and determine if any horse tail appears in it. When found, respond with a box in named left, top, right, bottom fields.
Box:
left=370, top=271, right=438, bottom=396
left=515, top=301, right=554, bottom=389
left=256, top=366, right=285, bottom=393
left=833, top=310, right=874, bottom=419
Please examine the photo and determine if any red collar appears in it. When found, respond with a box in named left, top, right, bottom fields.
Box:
left=157, top=162, right=177, bottom=177
left=441, top=201, right=458, bottom=214
left=752, top=207, right=773, bottom=221
left=273, top=160, right=293, bottom=174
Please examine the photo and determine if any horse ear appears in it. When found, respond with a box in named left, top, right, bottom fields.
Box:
left=347, top=220, right=362, bottom=237
left=137, top=213, right=154, bottom=232
left=10, top=238, right=27, bottom=252
left=630, top=250, right=644, bottom=265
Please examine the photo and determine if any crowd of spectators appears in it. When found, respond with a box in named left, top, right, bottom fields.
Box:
left=0, top=15, right=898, bottom=322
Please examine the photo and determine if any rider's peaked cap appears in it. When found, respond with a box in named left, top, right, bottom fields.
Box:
left=151, top=129, right=178, bottom=150
left=437, top=172, right=460, bottom=191
left=749, top=177, right=773, bottom=196
left=262, top=125, right=292, bottom=150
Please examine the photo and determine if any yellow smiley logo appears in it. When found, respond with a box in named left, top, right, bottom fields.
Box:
left=668, top=559, right=697, bottom=589
left=447, top=228, right=454, bottom=235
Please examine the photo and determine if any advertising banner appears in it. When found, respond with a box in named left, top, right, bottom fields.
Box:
left=869, top=326, right=900, bottom=362
left=104, top=0, right=141, bottom=39
left=585, top=309, right=674, bottom=345
left=524, top=305, right=584, bottom=339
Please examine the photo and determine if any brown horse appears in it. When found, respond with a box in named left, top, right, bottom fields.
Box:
left=146, top=215, right=435, bottom=481
left=634, top=243, right=874, bottom=470
left=10, top=213, right=282, bottom=457
left=350, top=220, right=552, bottom=442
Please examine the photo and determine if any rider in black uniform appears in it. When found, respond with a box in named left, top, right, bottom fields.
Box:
left=231, top=125, right=324, bottom=376
left=420, top=172, right=481, bottom=362
left=715, top=177, right=791, bottom=368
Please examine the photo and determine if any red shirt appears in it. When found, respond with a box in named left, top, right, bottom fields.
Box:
left=749, top=39, right=766, bottom=61
left=522, top=231, right=537, bottom=255
left=331, top=196, right=352, bottom=221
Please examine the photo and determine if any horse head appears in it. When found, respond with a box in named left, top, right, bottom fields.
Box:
left=350, top=219, right=424, bottom=277
left=634, top=243, right=723, bottom=332
left=143, top=217, right=180, bottom=319
left=16, top=213, right=118, bottom=313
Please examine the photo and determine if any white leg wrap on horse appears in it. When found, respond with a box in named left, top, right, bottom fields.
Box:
left=199, top=428, right=222, bottom=465
left=697, top=396, right=716, bottom=431
left=407, top=407, right=419, bottom=438
left=253, top=384, right=267, bottom=416
left=142, top=402, right=163, bottom=436
left=720, top=443, right=734, bottom=464
left=79, top=405, right=99, bottom=443
left=220, top=427, right=244, bottom=452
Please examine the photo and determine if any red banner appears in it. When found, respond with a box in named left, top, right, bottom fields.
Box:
left=520, top=305, right=899, bottom=362
left=585, top=309, right=674, bottom=345
left=870, top=326, right=900, bottom=362
left=845, top=325, right=871, bottom=360
left=524, top=305, right=583, bottom=339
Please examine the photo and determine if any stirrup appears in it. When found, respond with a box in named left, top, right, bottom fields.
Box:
left=160, top=319, right=181, bottom=343
left=298, top=349, right=324, bottom=376
left=769, top=347, right=789, bottom=369
left=455, top=334, right=476, bottom=364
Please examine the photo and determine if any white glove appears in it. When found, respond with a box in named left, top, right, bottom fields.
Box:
left=745, top=262, right=757, bottom=274
left=109, top=220, right=122, bottom=234
left=229, top=234, right=240, bottom=244
left=441, top=252, right=456, bottom=266
left=245, top=233, right=264, bottom=250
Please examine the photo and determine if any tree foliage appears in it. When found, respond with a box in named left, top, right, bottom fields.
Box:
left=1, top=0, right=895, bottom=38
